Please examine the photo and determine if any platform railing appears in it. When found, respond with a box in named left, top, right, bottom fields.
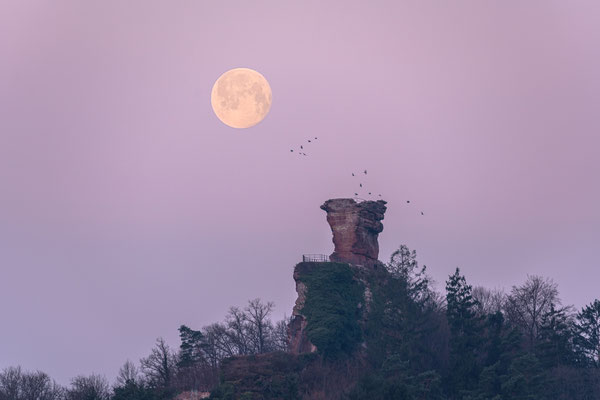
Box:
left=302, top=254, right=330, bottom=263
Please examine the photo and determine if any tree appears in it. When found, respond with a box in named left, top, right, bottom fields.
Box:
left=178, top=325, right=205, bottom=368
left=225, top=306, right=253, bottom=355
left=244, top=298, right=275, bottom=354
left=140, top=338, right=177, bottom=390
left=112, top=380, right=156, bottom=400
left=0, top=366, right=63, bottom=400
left=445, top=268, right=484, bottom=396
left=114, top=360, right=140, bottom=389
left=574, top=299, right=600, bottom=367
left=66, top=374, right=110, bottom=400
left=472, top=286, right=506, bottom=317
left=536, top=304, right=576, bottom=368
left=387, top=244, right=433, bottom=306
left=272, top=317, right=291, bottom=352
left=504, top=275, right=560, bottom=349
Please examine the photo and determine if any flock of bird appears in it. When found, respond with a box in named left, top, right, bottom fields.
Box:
left=289, top=137, right=425, bottom=216
left=290, top=137, right=318, bottom=157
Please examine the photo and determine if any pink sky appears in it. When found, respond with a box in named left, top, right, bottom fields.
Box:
left=1, top=1, right=599, bottom=384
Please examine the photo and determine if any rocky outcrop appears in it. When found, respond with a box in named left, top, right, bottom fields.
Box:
left=320, top=198, right=387, bottom=269
left=288, top=198, right=388, bottom=355
left=288, top=265, right=317, bottom=354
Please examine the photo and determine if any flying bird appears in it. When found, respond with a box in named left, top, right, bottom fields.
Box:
left=368, top=192, right=372, bottom=195
left=360, top=183, right=363, bottom=187
left=406, top=200, right=410, bottom=204
left=421, top=212, right=424, bottom=215
left=354, top=193, right=358, bottom=196
left=352, top=173, right=355, bottom=176
left=290, top=149, right=293, bottom=152
left=308, top=140, right=311, bottom=143
left=300, top=145, right=303, bottom=149
left=378, top=194, right=382, bottom=197
left=314, top=137, right=318, bottom=139
left=364, top=170, right=367, bottom=174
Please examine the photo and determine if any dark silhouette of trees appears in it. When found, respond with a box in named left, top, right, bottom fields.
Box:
left=504, top=275, right=560, bottom=349
left=66, top=374, right=110, bottom=400
left=5, top=245, right=600, bottom=400
left=574, top=299, right=600, bottom=367
left=139, top=338, right=177, bottom=392
left=0, top=366, right=63, bottom=400
left=445, top=268, right=484, bottom=397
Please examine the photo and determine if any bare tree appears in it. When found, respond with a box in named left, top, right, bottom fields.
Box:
left=0, top=366, right=22, bottom=400
left=0, top=366, right=63, bottom=400
left=66, top=374, right=110, bottom=400
left=203, top=323, right=237, bottom=362
left=225, top=306, right=253, bottom=355
left=245, top=298, right=275, bottom=354
left=504, top=275, right=561, bottom=348
left=114, top=360, right=140, bottom=388
left=140, top=337, right=177, bottom=389
left=272, top=316, right=291, bottom=352
left=472, top=286, right=506, bottom=316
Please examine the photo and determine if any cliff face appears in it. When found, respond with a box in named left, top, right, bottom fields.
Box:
left=288, top=265, right=317, bottom=354
left=320, top=198, right=387, bottom=269
left=289, top=198, right=388, bottom=355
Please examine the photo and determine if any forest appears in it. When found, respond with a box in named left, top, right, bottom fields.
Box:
left=1, top=245, right=599, bottom=399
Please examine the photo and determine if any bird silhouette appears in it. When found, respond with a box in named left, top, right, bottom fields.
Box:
left=354, top=193, right=358, bottom=196
left=360, top=183, right=363, bottom=187
left=368, top=192, right=372, bottom=195
left=290, top=149, right=293, bottom=152
left=378, top=194, right=382, bottom=197
left=308, top=140, right=311, bottom=143
left=352, top=173, right=355, bottom=176
left=421, top=212, right=424, bottom=215
left=300, top=145, right=303, bottom=149
left=314, top=137, right=317, bottom=139
left=406, top=200, right=410, bottom=204
left=364, top=170, right=367, bottom=174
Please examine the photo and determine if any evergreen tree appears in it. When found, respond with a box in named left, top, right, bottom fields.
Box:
left=574, top=299, right=600, bottom=367
left=535, top=304, right=576, bottom=368
left=178, top=325, right=205, bottom=368
left=500, top=353, right=547, bottom=400
left=445, top=268, right=483, bottom=397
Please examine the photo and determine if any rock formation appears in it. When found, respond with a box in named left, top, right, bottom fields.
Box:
left=289, top=198, right=387, bottom=354
left=320, top=198, right=387, bottom=269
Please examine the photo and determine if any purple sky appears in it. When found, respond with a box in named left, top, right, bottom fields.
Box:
left=1, top=1, right=599, bottom=385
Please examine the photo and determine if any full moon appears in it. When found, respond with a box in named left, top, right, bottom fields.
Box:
left=210, top=68, right=272, bottom=129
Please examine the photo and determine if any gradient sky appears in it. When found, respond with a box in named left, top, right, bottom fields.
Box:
left=1, top=1, right=599, bottom=385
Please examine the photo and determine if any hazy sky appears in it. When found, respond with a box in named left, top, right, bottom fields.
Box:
left=1, top=1, right=599, bottom=385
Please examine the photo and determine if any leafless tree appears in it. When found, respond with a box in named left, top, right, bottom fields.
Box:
left=203, top=323, right=236, bottom=363
left=140, top=337, right=177, bottom=389
left=272, top=316, right=292, bottom=352
left=66, top=374, right=110, bottom=400
left=0, top=366, right=63, bottom=400
left=114, top=360, right=140, bottom=388
left=472, top=286, right=506, bottom=316
left=504, top=275, right=561, bottom=348
left=245, top=298, right=275, bottom=354
left=225, top=306, right=253, bottom=355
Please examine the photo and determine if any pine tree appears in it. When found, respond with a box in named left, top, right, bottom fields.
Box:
left=445, top=268, right=484, bottom=397
left=574, top=299, right=600, bottom=367
left=536, top=304, right=576, bottom=368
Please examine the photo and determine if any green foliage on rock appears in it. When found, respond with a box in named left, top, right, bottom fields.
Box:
left=297, top=262, right=364, bottom=359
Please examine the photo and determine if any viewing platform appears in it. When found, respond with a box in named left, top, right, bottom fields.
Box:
left=302, top=254, right=330, bottom=263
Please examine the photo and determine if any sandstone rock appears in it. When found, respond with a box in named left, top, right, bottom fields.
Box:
left=289, top=265, right=318, bottom=354
left=320, top=198, right=387, bottom=269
